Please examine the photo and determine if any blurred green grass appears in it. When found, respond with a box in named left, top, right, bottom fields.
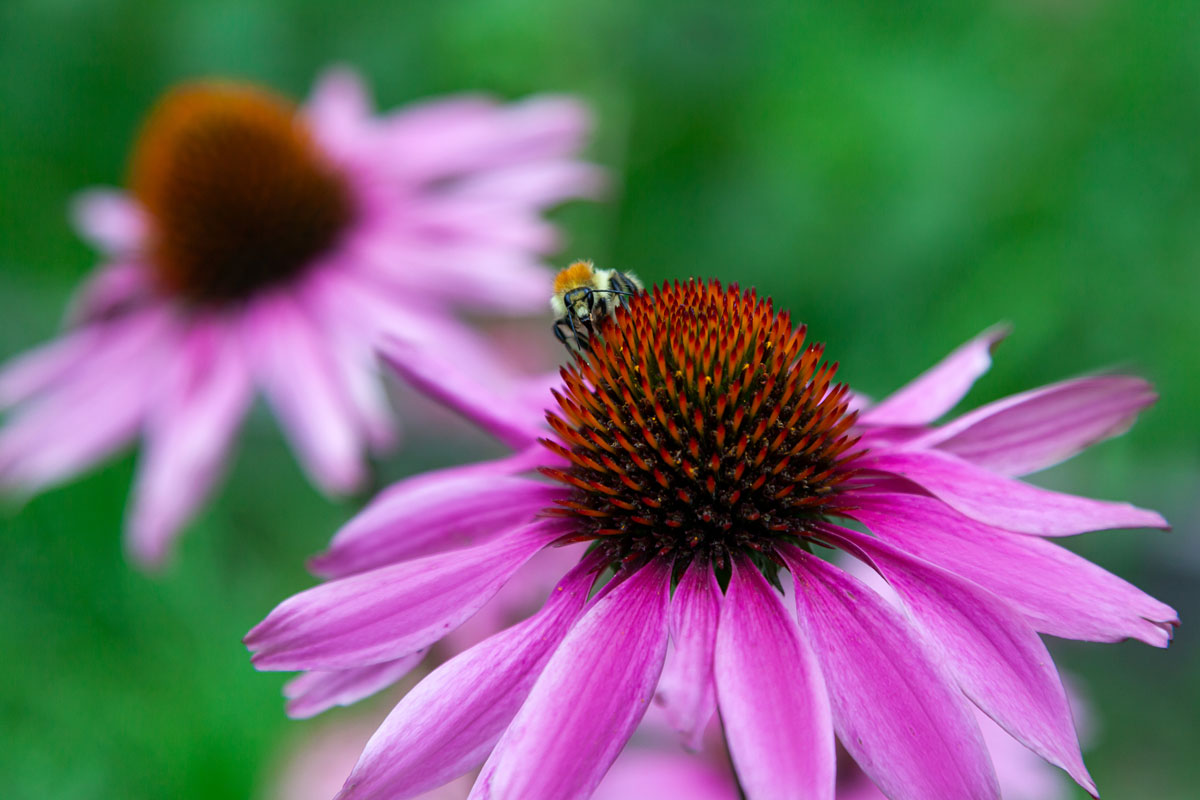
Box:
left=1, top=1, right=1197, bottom=797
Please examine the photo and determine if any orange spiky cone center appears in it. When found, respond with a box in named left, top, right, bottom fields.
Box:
left=541, top=279, right=862, bottom=571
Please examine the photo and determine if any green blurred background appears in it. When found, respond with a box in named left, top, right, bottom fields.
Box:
left=1, top=0, right=1197, bottom=797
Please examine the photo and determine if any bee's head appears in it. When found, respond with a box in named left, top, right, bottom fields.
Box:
left=563, top=287, right=595, bottom=321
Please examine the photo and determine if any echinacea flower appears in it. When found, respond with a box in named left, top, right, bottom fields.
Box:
left=0, top=67, right=602, bottom=566
left=247, top=279, right=1176, bottom=800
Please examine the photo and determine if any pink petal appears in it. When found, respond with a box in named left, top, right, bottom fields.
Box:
left=245, top=293, right=365, bottom=495
left=905, top=376, right=1157, bottom=477
left=382, top=96, right=592, bottom=182
left=299, top=276, right=397, bottom=452
left=592, top=752, right=736, bottom=800
left=847, top=492, right=1178, bottom=646
left=125, top=317, right=253, bottom=567
left=310, top=469, right=562, bottom=578
left=245, top=518, right=567, bottom=671
left=69, top=189, right=147, bottom=255
left=303, top=65, right=377, bottom=160
left=404, top=199, right=562, bottom=253
left=861, top=325, right=1009, bottom=427
left=785, top=548, right=1001, bottom=800
left=820, top=524, right=1095, bottom=795
left=283, top=649, right=427, bottom=720
left=0, top=310, right=171, bottom=493
left=860, top=449, right=1168, bottom=534
left=353, top=238, right=553, bottom=313
left=470, top=559, right=673, bottom=800
left=0, top=329, right=96, bottom=409
left=336, top=555, right=599, bottom=800
left=448, top=161, right=608, bottom=207
left=379, top=333, right=547, bottom=450
left=66, top=262, right=154, bottom=324
left=714, top=557, right=835, bottom=800
left=656, top=560, right=722, bottom=751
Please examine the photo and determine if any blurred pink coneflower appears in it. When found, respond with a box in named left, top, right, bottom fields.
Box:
left=0, top=67, right=601, bottom=566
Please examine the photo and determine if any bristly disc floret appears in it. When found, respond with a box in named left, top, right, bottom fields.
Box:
left=130, top=82, right=355, bottom=304
left=541, top=279, right=862, bottom=573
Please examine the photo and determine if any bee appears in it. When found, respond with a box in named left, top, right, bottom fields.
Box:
left=551, top=260, right=644, bottom=352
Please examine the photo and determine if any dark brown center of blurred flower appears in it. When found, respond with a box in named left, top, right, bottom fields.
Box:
left=129, top=82, right=355, bottom=304
left=541, top=280, right=861, bottom=572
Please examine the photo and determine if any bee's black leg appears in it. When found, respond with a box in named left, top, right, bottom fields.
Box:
left=553, top=320, right=572, bottom=348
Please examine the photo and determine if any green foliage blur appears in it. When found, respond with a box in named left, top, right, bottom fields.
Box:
left=1, top=1, right=1196, bottom=797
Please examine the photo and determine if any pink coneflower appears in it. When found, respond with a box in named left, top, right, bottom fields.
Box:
left=247, top=280, right=1176, bottom=800
left=0, top=68, right=601, bottom=566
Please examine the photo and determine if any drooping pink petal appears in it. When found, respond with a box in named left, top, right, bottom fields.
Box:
left=470, top=558, right=673, bottom=800
left=861, top=325, right=1009, bottom=427
left=404, top=198, right=563, bottom=253
left=785, top=547, right=1001, bottom=800
left=310, top=470, right=563, bottom=578
left=283, top=649, right=427, bottom=720
left=125, top=316, right=254, bottom=567
left=245, top=518, right=568, bottom=671
left=66, top=262, right=153, bottom=324
left=303, top=65, right=373, bottom=157
left=336, top=555, right=599, bottom=800
left=448, top=161, right=608, bottom=207
left=379, top=332, right=547, bottom=450
left=299, top=276, right=397, bottom=451
left=714, top=557, right=835, bottom=800
left=819, top=524, right=1095, bottom=795
left=656, top=560, right=722, bottom=751
left=0, top=328, right=96, bottom=408
left=381, top=96, right=593, bottom=183
left=352, top=237, right=552, bottom=313
left=0, top=310, right=172, bottom=493
left=69, top=189, right=147, bottom=255
left=846, top=493, right=1178, bottom=646
left=860, top=449, right=1168, bottom=534
left=905, top=376, right=1157, bottom=476
left=592, top=752, right=736, bottom=800
left=244, top=292, right=365, bottom=495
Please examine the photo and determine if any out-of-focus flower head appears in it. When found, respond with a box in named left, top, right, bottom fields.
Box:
left=0, top=67, right=603, bottom=567
left=247, top=279, right=1175, bottom=800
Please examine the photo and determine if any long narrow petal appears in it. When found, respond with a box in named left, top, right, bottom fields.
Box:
left=69, top=189, right=147, bottom=255
left=0, top=310, right=171, bottom=493
left=283, top=649, right=427, bottom=720
left=126, top=317, right=253, bottom=567
left=905, top=376, right=1157, bottom=476
left=0, top=329, right=96, bottom=408
left=785, top=548, right=1000, bottom=800
left=382, top=96, right=593, bottom=182
left=657, top=559, right=722, bottom=751
left=846, top=493, right=1178, bottom=646
left=820, top=524, right=1095, bottom=795
left=66, top=262, right=153, bottom=324
left=304, top=66, right=373, bottom=156
left=311, top=470, right=563, bottom=578
left=470, top=558, right=672, bottom=800
left=860, top=449, right=1167, bottom=534
left=337, top=555, right=599, bottom=800
left=860, top=325, right=1009, bottom=427
left=715, top=557, right=835, bottom=800
left=449, top=161, right=607, bottom=207
left=379, top=332, right=547, bottom=450
left=245, top=518, right=567, bottom=671
left=245, top=293, right=365, bottom=495
left=593, top=752, right=736, bottom=800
